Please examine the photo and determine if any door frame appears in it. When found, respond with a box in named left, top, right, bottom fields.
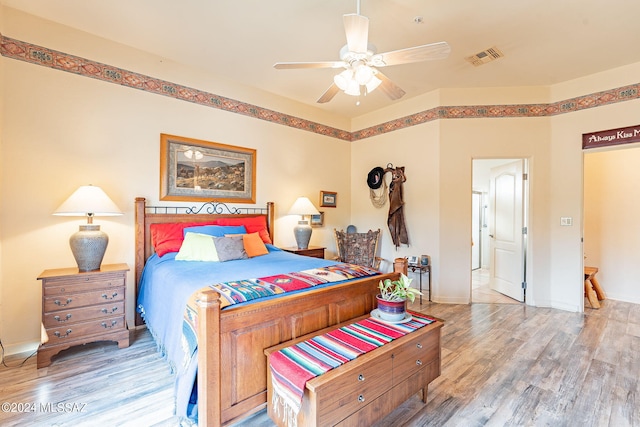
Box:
left=471, top=158, right=530, bottom=304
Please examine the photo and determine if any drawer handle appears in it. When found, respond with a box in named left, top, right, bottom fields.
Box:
left=416, top=359, right=423, bottom=366
left=54, top=329, right=72, bottom=338
left=358, top=374, right=365, bottom=381
left=53, top=314, right=72, bottom=322
left=102, top=320, right=118, bottom=329
left=358, top=395, right=365, bottom=403
left=54, top=298, right=73, bottom=307
left=416, top=343, right=423, bottom=349
left=101, top=307, right=119, bottom=314
left=102, top=292, right=118, bottom=300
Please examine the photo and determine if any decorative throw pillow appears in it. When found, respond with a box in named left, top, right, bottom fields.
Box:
left=184, top=225, right=247, bottom=237
left=213, top=235, right=248, bottom=262
left=175, top=232, right=219, bottom=262
left=226, top=232, right=269, bottom=258
left=150, top=221, right=216, bottom=257
left=215, top=217, right=272, bottom=244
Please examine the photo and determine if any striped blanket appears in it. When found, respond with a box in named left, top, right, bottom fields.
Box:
left=269, top=312, right=436, bottom=427
left=181, top=263, right=380, bottom=371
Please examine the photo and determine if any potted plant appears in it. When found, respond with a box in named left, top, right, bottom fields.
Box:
left=376, top=274, right=422, bottom=321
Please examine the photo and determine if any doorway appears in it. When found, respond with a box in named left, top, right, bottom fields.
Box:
left=472, top=159, right=528, bottom=304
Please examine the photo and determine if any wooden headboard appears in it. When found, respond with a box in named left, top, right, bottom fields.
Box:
left=133, top=197, right=275, bottom=326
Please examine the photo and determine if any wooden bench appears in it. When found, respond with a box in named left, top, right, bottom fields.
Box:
left=265, top=313, right=444, bottom=427
left=584, top=266, right=605, bottom=308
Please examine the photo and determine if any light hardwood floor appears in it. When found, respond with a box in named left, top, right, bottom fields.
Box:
left=2, top=298, right=639, bottom=426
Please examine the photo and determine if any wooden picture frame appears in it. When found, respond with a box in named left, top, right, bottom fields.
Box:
left=310, top=212, right=324, bottom=227
left=160, top=134, right=256, bottom=203
left=320, top=191, right=337, bottom=208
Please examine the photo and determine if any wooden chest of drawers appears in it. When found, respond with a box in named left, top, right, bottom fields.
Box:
left=266, top=314, right=443, bottom=427
left=37, top=263, right=130, bottom=368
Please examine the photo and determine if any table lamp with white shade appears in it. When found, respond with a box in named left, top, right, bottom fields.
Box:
left=53, top=185, right=122, bottom=271
left=288, top=196, right=320, bottom=250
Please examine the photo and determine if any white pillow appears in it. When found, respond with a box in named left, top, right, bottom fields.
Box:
left=175, top=232, right=219, bottom=262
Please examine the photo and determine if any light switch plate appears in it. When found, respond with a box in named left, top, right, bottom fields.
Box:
left=560, top=217, right=572, bottom=226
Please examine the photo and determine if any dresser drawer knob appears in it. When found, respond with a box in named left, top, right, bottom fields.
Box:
left=54, top=329, right=72, bottom=338
left=53, top=314, right=72, bottom=322
left=101, top=307, right=119, bottom=314
left=102, top=292, right=118, bottom=300
left=101, top=320, right=118, bottom=329
left=54, top=298, right=73, bottom=307
left=416, top=359, right=422, bottom=366
left=358, top=374, right=365, bottom=381
left=416, top=343, right=423, bottom=349
left=358, top=395, right=365, bottom=403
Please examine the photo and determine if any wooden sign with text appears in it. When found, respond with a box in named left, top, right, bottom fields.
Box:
left=583, top=124, right=640, bottom=149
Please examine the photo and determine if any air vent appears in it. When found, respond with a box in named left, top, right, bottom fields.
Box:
left=465, top=46, right=504, bottom=67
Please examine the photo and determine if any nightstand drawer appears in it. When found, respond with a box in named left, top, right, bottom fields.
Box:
left=43, top=275, right=125, bottom=296
left=42, top=301, right=125, bottom=328
left=43, top=288, right=124, bottom=312
left=45, top=315, right=125, bottom=346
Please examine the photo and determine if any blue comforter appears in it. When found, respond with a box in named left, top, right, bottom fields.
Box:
left=136, top=245, right=338, bottom=420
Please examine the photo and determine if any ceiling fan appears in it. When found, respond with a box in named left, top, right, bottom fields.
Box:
left=273, top=1, right=451, bottom=104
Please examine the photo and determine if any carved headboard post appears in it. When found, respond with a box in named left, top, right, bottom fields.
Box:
left=134, top=197, right=147, bottom=327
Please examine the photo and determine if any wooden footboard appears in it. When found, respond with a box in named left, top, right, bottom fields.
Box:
left=134, top=197, right=395, bottom=426
left=196, top=271, right=396, bottom=426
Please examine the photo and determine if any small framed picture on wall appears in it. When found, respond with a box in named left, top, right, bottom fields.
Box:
left=310, top=212, right=324, bottom=227
left=320, top=191, right=337, bottom=208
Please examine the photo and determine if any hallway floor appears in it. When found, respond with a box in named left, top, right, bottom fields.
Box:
left=472, top=268, right=520, bottom=304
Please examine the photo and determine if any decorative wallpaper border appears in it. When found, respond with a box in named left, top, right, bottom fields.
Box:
left=2, top=34, right=639, bottom=142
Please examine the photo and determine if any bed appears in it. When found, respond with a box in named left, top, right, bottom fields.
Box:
left=134, top=197, right=397, bottom=426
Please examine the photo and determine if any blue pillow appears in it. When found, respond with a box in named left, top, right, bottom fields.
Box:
left=183, top=225, right=247, bottom=237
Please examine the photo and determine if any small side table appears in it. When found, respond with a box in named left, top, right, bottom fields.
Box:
left=407, top=264, right=431, bottom=303
left=281, top=246, right=325, bottom=259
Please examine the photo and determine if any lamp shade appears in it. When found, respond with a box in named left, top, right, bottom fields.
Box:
left=288, top=197, right=320, bottom=216
left=288, top=197, right=320, bottom=250
left=53, top=185, right=122, bottom=272
left=53, top=185, right=122, bottom=218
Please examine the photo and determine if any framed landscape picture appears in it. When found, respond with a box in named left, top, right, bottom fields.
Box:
left=160, top=134, right=256, bottom=203
left=310, top=212, right=324, bottom=227
left=320, top=191, right=337, bottom=208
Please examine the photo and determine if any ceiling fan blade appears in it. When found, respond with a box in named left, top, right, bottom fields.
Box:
left=371, top=41, right=451, bottom=67
left=375, top=72, right=406, bottom=100
left=317, top=83, right=341, bottom=103
left=343, top=13, right=369, bottom=53
left=274, top=61, right=345, bottom=69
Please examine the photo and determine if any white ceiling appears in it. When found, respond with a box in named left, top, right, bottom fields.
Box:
left=4, top=0, right=640, bottom=118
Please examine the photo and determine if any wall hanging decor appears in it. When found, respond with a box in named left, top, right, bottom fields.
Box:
left=367, top=166, right=388, bottom=208
left=385, top=164, right=409, bottom=248
left=320, top=190, right=337, bottom=207
left=160, top=134, right=256, bottom=203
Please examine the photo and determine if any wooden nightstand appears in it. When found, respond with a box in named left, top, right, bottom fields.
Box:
left=37, top=263, right=130, bottom=368
left=281, top=246, right=325, bottom=259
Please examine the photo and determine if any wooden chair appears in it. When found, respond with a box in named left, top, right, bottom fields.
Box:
left=334, top=228, right=383, bottom=270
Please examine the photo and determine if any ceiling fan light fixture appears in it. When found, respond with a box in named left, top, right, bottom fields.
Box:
left=365, top=74, right=381, bottom=93
left=354, top=63, right=374, bottom=85
left=334, top=69, right=353, bottom=90
left=344, top=79, right=361, bottom=96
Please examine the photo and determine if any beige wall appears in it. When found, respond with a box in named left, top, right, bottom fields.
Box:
left=0, top=9, right=354, bottom=355
left=3, top=7, right=640, bottom=356
left=584, top=145, right=640, bottom=303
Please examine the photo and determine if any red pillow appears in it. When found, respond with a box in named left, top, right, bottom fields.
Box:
left=215, top=216, right=272, bottom=244
left=150, top=221, right=217, bottom=257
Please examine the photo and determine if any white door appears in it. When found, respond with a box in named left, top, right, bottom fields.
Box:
left=489, top=160, right=525, bottom=301
left=471, top=192, right=482, bottom=270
